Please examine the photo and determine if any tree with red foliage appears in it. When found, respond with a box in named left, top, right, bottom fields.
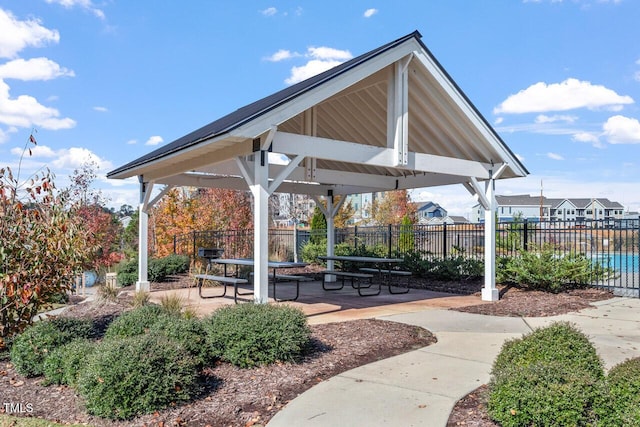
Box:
left=368, top=190, right=417, bottom=225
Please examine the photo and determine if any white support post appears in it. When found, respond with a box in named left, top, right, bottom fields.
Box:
left=387, top=56, right=410, bottom=166
left=326, top=196, right=335, bottom=273
left=482, top=176, right=499, bottom=301
left=136, top=179, right=151, bottom=292
left=251, top=150, right=270, bottom=304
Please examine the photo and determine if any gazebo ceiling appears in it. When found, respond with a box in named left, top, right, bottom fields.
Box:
left=107, top=30, right=527, bottom=197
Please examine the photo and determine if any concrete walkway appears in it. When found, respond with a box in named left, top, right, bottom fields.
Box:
left=267, top=297, right=640, bottom=427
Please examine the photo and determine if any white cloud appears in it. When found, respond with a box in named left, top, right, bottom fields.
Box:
left=364, top=8, right=378, bottom=18
left=494, top=117, right=504, bottom=125
left=307, top=46, right=353, bottom=61
left=0, top=9, right=60, bottom=59
left=265, top=49, right=298, bottom=62
left=494, top=78, right=634, bottom=114
left=261, top=7, right=277, bottom=16
left=572, top=131, right=602, bottom=147
left=9, top=144, right=111, bottom=172
left=535, top=114, right=578, bottom=124
left=44, top=0, right=105, bottom=20
left=547, top=152, right=564, bottom=160
left=0, top=80, right=76, bottom=130
left=51, top=146, right=112, bottom=170
left=602, top=115, right=640, bottom=144
left=515, top=153, right=525, bottom=162
left=10, top=144, right=56, bottom=157
left=0, top=57, right=74, bottom=81
left=145, top=135, right=163, bottom=146
left=285, top=59, right=345, bottom=85
left=126, top=139, right=137, bottom=145
left=93, top=106, right=108, bottom=112
left=284, top=46, right=353, bottom=85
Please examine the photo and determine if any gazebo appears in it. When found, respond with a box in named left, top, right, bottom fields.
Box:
left=107, top=31, right=528, bottom=302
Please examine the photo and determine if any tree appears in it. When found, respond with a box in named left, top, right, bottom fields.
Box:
left=334, top=198, right=355, bottom=229
left=399, top=214, right=415, bottom=252
left=63, top=163, right=123, bottom=272
left=0, top=134, right=95, bottom=342
left=368, top=190, right=417, bottom=225
left=309, top=207, right=327, bottom=244
left=118, top=204, right=135, bottom=218
left=149, top=187, right=254, bottom=257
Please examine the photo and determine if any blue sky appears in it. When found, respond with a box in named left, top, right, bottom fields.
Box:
left=1, top=0, right=639, bottom=217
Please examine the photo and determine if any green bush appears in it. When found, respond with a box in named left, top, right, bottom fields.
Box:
left=204, top=303, right=311, bottom=368
left=10, top=317, right=95, bottom=377
left=104, top=304, right=170, bottom=339
left=488, top=322, right=605, bottom=427
left=77, top=333, right=200, bottom=420
left=150, top=316, right=213, bottom=368
left=116, top=254, right=189, bottom=286
left=161, top=254, right=190, bottom=275
left=300, top=241, right=352, bottom=264
left=599, top=357, right=640, bottom=426
left=497, top=244, right=613, bottom=292
left=116, top=258, right=137, bottom=287
left=148, top=258, right=168, bottom=282
left=43, top=338, right=96, bottom=386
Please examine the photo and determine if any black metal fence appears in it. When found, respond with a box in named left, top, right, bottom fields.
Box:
left=175, top=219, right=639, bottom=297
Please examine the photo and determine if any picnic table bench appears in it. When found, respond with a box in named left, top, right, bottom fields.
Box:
left=193, top=274, right=252, bottom=304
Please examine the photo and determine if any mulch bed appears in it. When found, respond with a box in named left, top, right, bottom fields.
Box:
left=0, top=275, right=616, bottom=427
left=0, top=294, right=435, bottom=427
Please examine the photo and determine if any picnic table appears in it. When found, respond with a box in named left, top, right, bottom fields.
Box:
left=195, top=258, right=309, bottom=302
left=318, top=255, right=411, bottom=296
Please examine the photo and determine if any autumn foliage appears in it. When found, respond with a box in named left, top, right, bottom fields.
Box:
left=150, top=188, right=253, bottom=257
left=0, top=165, right=94, bottom=341
left=368, top=190, right=417, bottom=225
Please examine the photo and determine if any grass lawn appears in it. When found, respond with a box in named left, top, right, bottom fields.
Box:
left=0, top=414, right=90, bottom=427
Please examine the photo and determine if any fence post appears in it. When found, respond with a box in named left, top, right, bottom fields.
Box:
left=354, top=225, right=358, bottom=250
left=173, top=235, right=177, bottom=254
left=523, top=219, right=528, bottom=251
left=388, top=224, right=392, bottom=257
left=192, top=231, right=197, bottom=259
left=442, top=223, right=447, bottom=257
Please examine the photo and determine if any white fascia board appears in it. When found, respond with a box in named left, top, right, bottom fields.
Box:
left=412, top=49, right=527, bottom=178
left=141, top=137, right=252, bottom=182
left=231, top=43, right=417, bottom=140
left=272, top=132, right=491, bottom=179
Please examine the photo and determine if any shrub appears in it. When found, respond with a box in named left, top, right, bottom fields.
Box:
left=116, top=259, right=137, bottom=287
left=10, top=317, right=95, bottom=377
left=488, top=322, right=604, bottom=427
left=43, top=338, right=96, bottom=386
left=204, top=303, right=311, bottom=368
left=599, top=357, right=640, bottom=426
left=77, top=333, right=200, bottom=420
left=150, top=316, right=213, bottom=368
left=148, top=258, right=168, bottom=282
left=300, top=241, right=352, bottom=264
left=161, top=254, right=190, bottom=275
left=104, top=304, right=170, bottom=339
left=497, top=244, right=613, bottom=292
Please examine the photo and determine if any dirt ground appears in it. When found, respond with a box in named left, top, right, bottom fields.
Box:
left=0, top=277, right=614, bottom=427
